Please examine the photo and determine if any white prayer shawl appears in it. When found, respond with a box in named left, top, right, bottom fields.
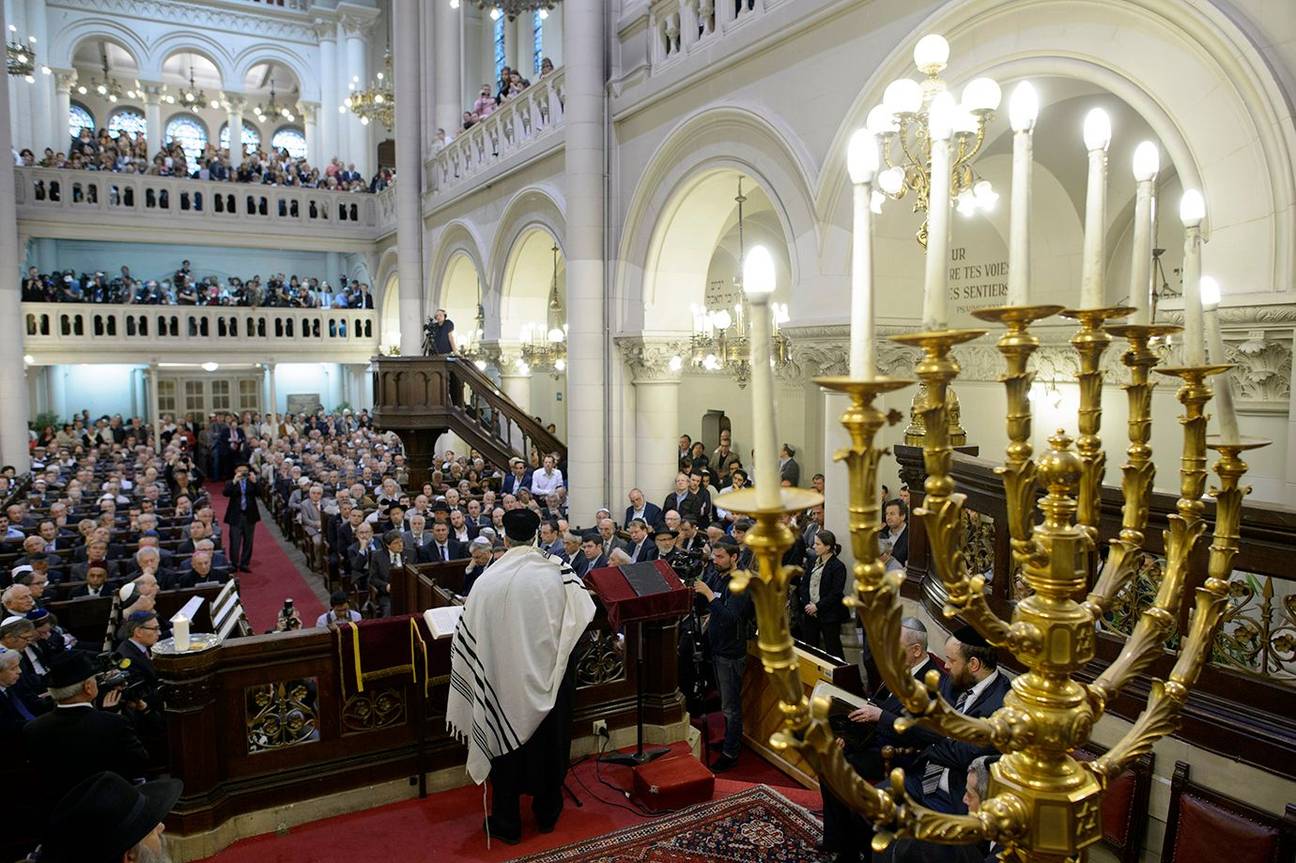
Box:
left=444, top=544, right=595, bottom=784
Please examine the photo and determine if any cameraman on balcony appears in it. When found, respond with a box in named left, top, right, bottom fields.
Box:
left=423, top=308, right=464, bottom=408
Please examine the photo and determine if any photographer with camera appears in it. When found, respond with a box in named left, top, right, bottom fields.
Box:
left=276, top=598, right=303, bottom=632
left=692, top=539, right=754, bottom=772
left=22, top=651, right=151, bottom=816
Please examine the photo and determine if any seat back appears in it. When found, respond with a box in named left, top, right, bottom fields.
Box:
left=1074, top=744, right=1153, bottom=863
left=1162, top=761, right=1296, bottom=863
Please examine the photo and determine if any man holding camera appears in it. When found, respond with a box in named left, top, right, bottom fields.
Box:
left=223, top=462, right=261, bottom=572
left=22, top=651, right=151, bottom=815
left=693, top=540, right=754, bottom=772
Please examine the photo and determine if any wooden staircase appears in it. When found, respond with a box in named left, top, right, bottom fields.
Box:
left=370, top=355, right=566, bottom=486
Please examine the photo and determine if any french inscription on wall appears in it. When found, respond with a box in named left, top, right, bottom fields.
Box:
left=949, top=247, right=1010, bottom=319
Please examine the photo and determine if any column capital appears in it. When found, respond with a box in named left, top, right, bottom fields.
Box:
left=312, top=17, right=338, bottom=42
left=139, top=82, right=165, bottom=104
left=53, top=69, right=77, bottom=93
left=339, top=13, right=372, bottom=39
left=297, top=101, right=319, bottom=122
left=616, top=335, right=687, bottom=384
left=224, top=93, right=247, bottom=114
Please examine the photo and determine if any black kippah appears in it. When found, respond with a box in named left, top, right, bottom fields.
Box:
left=952, top=625, right=989, bottom=649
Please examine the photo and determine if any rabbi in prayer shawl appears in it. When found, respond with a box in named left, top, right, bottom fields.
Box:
left=446, top=507, right=596, bottom=845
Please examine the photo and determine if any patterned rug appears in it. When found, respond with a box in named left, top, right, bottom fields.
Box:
left=507, top=785, right=828, bottom=863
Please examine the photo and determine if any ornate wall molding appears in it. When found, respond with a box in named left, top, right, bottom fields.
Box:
left=50, top=0, right=318, bottom=44
left=781, top=315, right=1293, bottom=408
left=616, top=336, right=687, bottom=384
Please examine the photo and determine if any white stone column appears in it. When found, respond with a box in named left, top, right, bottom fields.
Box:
left=7, top=0, right=31, bottom=151
left=621, top=338, right=685, bottom=493
left=148, top=361, right=161, bottom=453
left=26, top=0, right=54, bottom=154
left=433, top=0, right=463, bottom=140
left=562, top=0, right=607, bottom=521
left=394, top=0, right=425, bottom=357
left=0, top=1, right=29, bottom=470
left=54, top=70, right=75, bottom=152
left=266, top=361, right=279, bottom=434
left=500, top=366, right=532, bottom=415
left=314, top=19, right=337, bottom=165
left=301, top=102, right=319, bottom=165
left=225, top=95, right=246, bottom=165
left=50, top=364, right=65, bottom=421
left=142, top=84, right=162, bottom=154
left=342, top=14, right=370, bottom=177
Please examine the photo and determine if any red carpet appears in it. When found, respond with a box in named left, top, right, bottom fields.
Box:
left=199, top=743, right=822, bottom=863
left=204, top=482, right=324, bottom=632
left=693, top=711, right=808, bottom=790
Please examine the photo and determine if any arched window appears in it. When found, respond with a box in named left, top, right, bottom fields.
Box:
left=164, top=114, right=209, bottom=165
left=108, top=108, right=147, bottom=140
left=532, top=12, right=544, bottom=75
left=271, top=126, right=308, bottom=159
left=494, top=15, right=507, bottom=80
left=68, top=102, right=95, bottom=138
left=218, top=119, right=262, bottom=155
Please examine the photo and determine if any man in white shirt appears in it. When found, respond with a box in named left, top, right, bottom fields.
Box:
left=316, top=592, right=362, bottom=628
left=530, top=455, right=564, bottom=497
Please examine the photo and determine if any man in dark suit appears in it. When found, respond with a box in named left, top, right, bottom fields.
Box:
left=112, top=611, right=160, bottom=707
left=68, top=562, right=117, bottom=598
left=426, top=521, right=464, bottom=563
left=905, top=627, right=1011, bottom=814
left=882, top=498, right=909, bottom=571
left=222, top=462, right=260, bottom=573
left=501, top=459, right=531, bottom=496
left=625, top=518, right=656, bottom=563
left=579, top=532, right=609, bottom=573
left=0, top=646, right=38, bottom=740
left=819, top=618, right=947, bottom=863
left=367, top=529, right=406, bottom=617
left=21, top=651, right=151, bottom=814
left=778, top=444, right=801, bottom=487
left=624, top=488, right=663, bottom=530
left=403, top=513, right=436, bottom=563
left=347, top=522, right=378, bottom=590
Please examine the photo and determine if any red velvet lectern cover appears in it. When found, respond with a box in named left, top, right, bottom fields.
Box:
left=584, top=560, right=691, bottom=630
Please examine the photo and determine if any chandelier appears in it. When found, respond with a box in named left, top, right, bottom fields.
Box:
left=689, top=178, right=791, bottom=387
left=519, top=244, right=567, bottom=375
left=255, top=79, right=297, bottom=124
left=176, top=64, right=209, bottom=109
left=343, top=49, right=393, bottom=128
left=74, top=56, right=125, bottom=102
left=867, top=34, right=1001, bottom=246
left=6, top=24, right=47, bottom=82
left=461, top=303, right=490, bottom=369
left=451, top=1, right=557, bottom=22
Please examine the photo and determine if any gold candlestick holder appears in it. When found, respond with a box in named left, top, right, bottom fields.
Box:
left=970, top=305, right=1066, bottom=579
left=1086, top=323, right=1181, bottom=616
left=1060, top=307, right=1135, bottom=539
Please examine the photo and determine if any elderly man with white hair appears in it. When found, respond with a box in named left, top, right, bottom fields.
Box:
left=0, top=645, right=38, bottom=732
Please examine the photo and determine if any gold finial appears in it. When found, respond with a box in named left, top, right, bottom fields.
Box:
left=1037, top=429, right=1082, bottom=493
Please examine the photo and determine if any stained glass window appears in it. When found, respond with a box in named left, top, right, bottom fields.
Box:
left=533, top=12, right=544, bottom=75
left=271, top=126, right=308, bottom=159
left=68, top=102, right=95, bottom=138
left=218, top=120, right=262, bottom=155
left=108, top=108, right=146, bottom=140
left=494, top=15, right=507, bottom=81
left=164, top=114, right=208, bottom=164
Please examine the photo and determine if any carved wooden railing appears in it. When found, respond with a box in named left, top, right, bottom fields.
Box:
left=371, top=355, right=566, bottom=484
left=895, top=445, right=1296, bottom=780
left=155, top=599, right=681, bottom=849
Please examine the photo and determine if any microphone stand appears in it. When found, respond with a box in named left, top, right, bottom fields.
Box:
left=599, top=622, right=670, bottom=767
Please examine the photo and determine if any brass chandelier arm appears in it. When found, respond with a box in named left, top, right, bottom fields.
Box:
left=1092, top=438, right=1266, bottom=779
left=1086, top=366, right=1224, bottom=714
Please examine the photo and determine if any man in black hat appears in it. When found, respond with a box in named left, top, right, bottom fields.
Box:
left=904, top=626, right=1012, bottom=815
left=367, top=529, right=405, bottom=618
left=39, top=770, right=181, bottom=863
left=22, top=651, right=151, bottom=814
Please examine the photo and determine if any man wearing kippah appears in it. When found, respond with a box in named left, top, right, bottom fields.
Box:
left=446, top=507, right=595, bottom=846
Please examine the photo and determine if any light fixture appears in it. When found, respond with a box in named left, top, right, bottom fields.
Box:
left=688, top=178, right=791, bottom=386
left=177, top=62, right=208, bottom=109
left=1179, top=189, right=1205, bottom=227
left=344, top=49, right=394, bottom=128
left=520, top=244, right=568, bottom=375
left=1082, top=107, right=1112, bottom=152
left=1132, top=141, right=1159, bottom=181
left=459, top=1, right=557, bottom=20
left=255, top=78, right=298, bottom=125
left=6, top=25, right=38, bottom=81
left=1200, top=275, right=1221, bottom=309
left=82, top=52, right=123, bottom=102
left=1008, top=81, right=1039, bottom=132
left=869, top=33, right=1002, bottom=246
left=22, top=354, right=34, bottom=365
left=201, top=362, right=220, bottom=372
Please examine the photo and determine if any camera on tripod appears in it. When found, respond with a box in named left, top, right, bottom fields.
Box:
left=665, top=547, right=708, bottom=584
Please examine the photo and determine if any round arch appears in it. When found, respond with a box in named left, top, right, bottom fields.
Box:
left=486, top=186, right=567, bottom=339
left=616, top=105, right=819, bottom=332
left=815, top=0, right=1296, bottom=300
left=379, top=273, right=401, bottom=354
left=499, top=228, right=566, bottom=344
left=55, top=23, right=149, bottom=71
left=429, top=220, right=489, bottom=313
left=232, top=47, right=317, bottom=102
left=150, top=36, right=234, bottom=86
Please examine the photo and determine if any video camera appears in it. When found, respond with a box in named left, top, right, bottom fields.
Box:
left=664, top=546, right=708, bottom=584
left=93, top=652, right=150, bottom=702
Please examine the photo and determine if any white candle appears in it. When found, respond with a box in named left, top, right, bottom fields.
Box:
left=1201, top=277, right=1240, bottom=442
left=744, top=246, right=782, bottom=509
left=847, top=128, right=879, bottom=379
left=923, top=94, right=955, bottom=330
left=1179, top=190, right=1206, bottom=365
left=1129, top=142, right=1159, bottom=324
left=172, top=612, right=190, bottom=652
left=1080, top=109, right=1112, bottom=308
left=1006, top=83, right=1039, bottom=306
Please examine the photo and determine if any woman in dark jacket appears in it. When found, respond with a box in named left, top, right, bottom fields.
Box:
left=796, top=529, right=848, bottom=659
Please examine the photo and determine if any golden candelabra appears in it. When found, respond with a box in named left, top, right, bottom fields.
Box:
left=717, top=307, right=1268, bottom=861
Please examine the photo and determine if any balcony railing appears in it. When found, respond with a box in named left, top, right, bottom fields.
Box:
left=14, top=167, right=386, bottom=242
left=648, top=0, right=770, bottom=67
left=427, top=68, right=566, bottom=200
left=21, top=302, right=380, bottom=361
